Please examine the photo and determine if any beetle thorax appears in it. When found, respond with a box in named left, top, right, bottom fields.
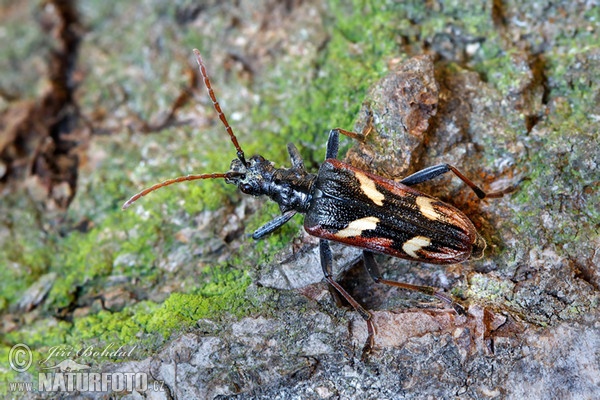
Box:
left=226, top=155, right=316, bottom=213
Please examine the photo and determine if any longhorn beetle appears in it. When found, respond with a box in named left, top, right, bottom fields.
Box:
left=123, top=49, right=510, bottom=355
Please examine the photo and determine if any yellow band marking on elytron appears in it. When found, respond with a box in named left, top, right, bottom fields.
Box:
left=402, top=235, right=432, bottom=258
left=355, top=172, right=385, bottom=206
left=335, top=216, right=380, bottom=238
left=416, top=196, right=440, bottom=221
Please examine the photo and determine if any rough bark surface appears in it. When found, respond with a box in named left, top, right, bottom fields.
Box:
left=1, top=1, right=598, bottom=399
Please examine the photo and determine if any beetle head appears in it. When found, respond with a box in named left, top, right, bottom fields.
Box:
left=226, top=155, right=275, bottom=196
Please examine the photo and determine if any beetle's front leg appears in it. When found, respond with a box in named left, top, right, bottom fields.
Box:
left=362, top=250, right=465, bottom=315
left=319, top=239, right=375, bottom=358
left=252, top=210, right=296, bottom=240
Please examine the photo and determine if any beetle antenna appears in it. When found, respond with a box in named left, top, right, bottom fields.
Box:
left=193, top=49, right=247, bottom=166
left=122, top=172, right=241, bottom=210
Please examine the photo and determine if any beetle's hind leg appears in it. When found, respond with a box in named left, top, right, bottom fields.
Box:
left=362, top=250, right=465, bottom=315
left=328, top=111, right=375, bottom=144
left=400, top=164, right=512, bottom=199
left=325, top=126, right=375, bottom=160
left=320, top=240, right=375, bottom=359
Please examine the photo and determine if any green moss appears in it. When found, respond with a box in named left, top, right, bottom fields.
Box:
left=148, top=286, right=251, bottom=336
left=69, top=301, right=161, bottom=353
left=40, top=211, right=161, bottom=311
left=417, top=1, right=495, bottom=39
left=509, top=87, right=599, bottom=247
left=63, top=266, right=255, bottom=349
left=47, top=230, right=112, bottom=309
left=0, top=193, right=171, bottom=312
left=473, top=50, right=519, bottom=95
left=181, top=179, right=234, bottom=214
left=0, top=198, right=54, bottom=306
left=4, top=319, right=73, bottom=351
left=0, top=346, right=21, bottom=394
left=248, top=1, right=405, bottom=166
left=0, top=265, right=256, bottom=390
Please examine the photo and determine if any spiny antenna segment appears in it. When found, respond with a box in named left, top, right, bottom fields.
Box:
left=122, top=173, right=229, bottom=210
left=193, top=49, right=247, bottom=166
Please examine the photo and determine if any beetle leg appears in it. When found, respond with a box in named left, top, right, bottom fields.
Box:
left=287, top=143, right=306, bottom=171
left=363, top=250, right=465, bottom=314
left=400, top=164, right=511, bottom=199
left=325, top=129, right=340, bottom=160
left=252, top=210, right=296, bottom=240
left=327, top=125, right=376, bottom=159
left=320, top=239, right=375, bottom=358
left=330, top=111, right=374, bottom=142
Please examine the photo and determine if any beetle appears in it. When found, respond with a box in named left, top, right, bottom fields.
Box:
left=123, top=49, right=511, bottom=355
